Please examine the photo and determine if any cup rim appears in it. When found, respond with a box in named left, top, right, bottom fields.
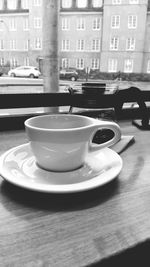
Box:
left=24, top=114, right=97, bottom=132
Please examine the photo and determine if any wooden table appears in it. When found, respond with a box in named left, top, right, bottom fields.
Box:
left=0, top=121, right=150, bottom=266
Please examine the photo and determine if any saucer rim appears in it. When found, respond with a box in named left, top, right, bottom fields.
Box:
left=0, top=143, right=123, bottom=193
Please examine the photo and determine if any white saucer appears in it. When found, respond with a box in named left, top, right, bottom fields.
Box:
left=0, top=143, right=123, bottom=193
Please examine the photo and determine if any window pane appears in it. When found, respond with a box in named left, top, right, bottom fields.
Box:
left=7, top=0, right=17, bottom=9
left=76, top=0, right=87, bottom=8
left=22, top=0, right=29, bottom=9
left=62, top=0, right=72, bottom=8
left=0, top=0, right=3, bottom=9
left=92, top=0, right=102, bottom=8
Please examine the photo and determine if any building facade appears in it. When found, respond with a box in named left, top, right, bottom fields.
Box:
left=0, top=0, right=150, bottom=74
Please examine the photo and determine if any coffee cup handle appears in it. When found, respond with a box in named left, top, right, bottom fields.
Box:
left=89, top=121, right=121, bottom=152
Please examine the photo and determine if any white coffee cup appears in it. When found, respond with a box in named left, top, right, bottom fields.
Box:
left=25, top=114, right=121, bottom=172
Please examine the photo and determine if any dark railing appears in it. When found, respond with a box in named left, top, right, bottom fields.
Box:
left=0, top=87, right=150, bottom=130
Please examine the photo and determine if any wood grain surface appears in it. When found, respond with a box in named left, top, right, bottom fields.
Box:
left=0, top=121, right=150, bottom=266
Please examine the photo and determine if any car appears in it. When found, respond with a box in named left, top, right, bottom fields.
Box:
left=8, top=66, right=41, bottom=78
left=59, top=68, right=79, bottom=81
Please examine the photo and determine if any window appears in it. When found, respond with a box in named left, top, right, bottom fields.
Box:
left=111, top=15, right=120, bottom=29
left=10, top=57, right=18, bottom=67
left=0, top=40, right=4, bottom=50
left=77, top=40, right=85, bottom=51
left=92, top=0, right=102, bottom=8
left=77, top=18, right=85, bottom=30
left=62, top=58, right=69, bottom=68
left=76, top=0, right=87, bottom=8
left=23, top=17, right=29, bottom=31
left=0, top=57, right=4, bottom=66
left=110, top=37, right=119, bottom=50
left=147, top=60, right=150, bottom=73
left=22, top=0, right=29, bottom=9
left=7, top=0, right=17, bottom=9
left=91, top=58, right=99, bottom=69
left=129, top=0, right=138, bottom=3
left=112, top=0, right=121, bottom=4
left=124, top=59, right=133, bottom=72
left=128, top=15, right=137, bottom=29
left=9, top=18, right=17, bottom=31
left=93, top=18, right=101, bottom=30
left=126, top=37, right=135, bottom=50
left=34, top=17, right=42, bottom=29
left=24, top=40, right=30, bottom=51
left=0, top=0, right=3, bottom=9
left=0, top=22, right=4, bottom=31
left=33, top=0, right=41, bottom=6
left=24, top=57, right=30, bottom=66
left=10, top=40, right=17, bottom=50
left=76, top=58, right=84, bottom=69
left=91, top=39, right=100, bottom=51
left=62, top=40, right=70, bottom=51
left=34, top=38, right=42, bottom=49
left=108, top=59, right=118, bottom=72
left=62, top=0, right=72, bottom=8
left=62, top=18, right=70, bottom=30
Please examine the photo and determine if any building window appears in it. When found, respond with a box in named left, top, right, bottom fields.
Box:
left=7, top=0, right=17, bottom=9
left=0, top=57, right=4, bottom=66
left=24, top=40, right=30, bottom=51
left=62, top=40, right=70, bottom=51
left=62, top=0, right=72, bottom=8
left=77, top=18, right=85, bottom=30
left=76, top=58, right=84, bottom=69
left=129, top=0, right=138, bottom=3
left=34, top=38, right=42, bottom=49
left=0, top=40, right=4, bottom=50
left=9, top=18, right=17, bottom=31
left=91, top=39, right=100, bottom=51
left=110, top=37, right=119, bottom=50
left=24, top=57, right=30, bottom=66
left=10, top=40, right=17, bottom=50
left=108, top=59, right=118, bottom=72
left=93, top=18, right=101, bottom=30
left=76, top=0, right=87, bottom=8
left=62, top=18, right=70, bottom=30
left=126, top=37, right=135, bottom=50
left=33, top=0, right=41, bottom=6
left=10, top=58, right=18, bottom=67
left=92, top=0, right=102, bottom=7
left=0, top=22, right=4, bottom=31
left=112, top=0, right=121, bottom=4
left=147, top=60, right=150, bottom=73
left=111, top=15, right=120, bottom=29
left=22, top=0, right=29, bottom=9
left=34, top=17, right=42, bottom=29
left=62, top=58, right=69, bottom=68
left=91, top=58, right=99, bottom=69
left=128, top=15, right=137, bottom=29
left=77, top=40, right=85, bottom=51
left=23, top=17, right=29, bottom=31
left=0, top=0, right=3, bottom=9
left=124, top=59, right=133, bottom=72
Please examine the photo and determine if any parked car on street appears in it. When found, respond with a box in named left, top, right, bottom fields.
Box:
left=59, top=69, right=79, bottom=81
left=8, top=66, right=41, bottom=78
